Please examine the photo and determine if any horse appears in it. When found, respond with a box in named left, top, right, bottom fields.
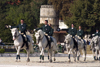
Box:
left=74, top=35, right=87, bottom=61
left=84, top=34, right=91, bottom=45
left=90, top=36, right=100, bottom=61
left=10, top=28, right=33, bottom=62
left=35, top=30, right=57, bottom=62
left=64, top=34, right=77, bottom=62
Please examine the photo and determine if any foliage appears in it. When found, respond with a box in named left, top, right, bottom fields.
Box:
left=0, top=49, right=5, bottom=53
left=48, top=0, right=74, bottom=19
left=0, top=0, right=47, bottom=43
left=23, top=49, right=27, bottom=53
left=65, top=0, right=100, bottom=34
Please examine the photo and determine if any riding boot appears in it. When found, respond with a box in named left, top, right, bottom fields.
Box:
left=48, top=41, right=51, bottom=49
left=26, top=41, right=29, bottom=50
left=27, top=37, right=30, bottom=42
left=76, top=44, right=78, bottom=51
left=73, top=38, right=78, bottom=51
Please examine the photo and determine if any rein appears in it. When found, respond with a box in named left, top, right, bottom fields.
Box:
left=38, top=33, right=45, bottom=41
left=13, top=32, right=21, bottom=40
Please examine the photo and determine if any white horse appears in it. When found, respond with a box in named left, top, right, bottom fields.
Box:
left=74, top=35, right=87, bottom=61
left=90, top=36, right=100, bottom=61
left=84, top=34, right=91, bottom=45
left=35, top=30, right=57, bottom=62
left=10, top=28, right=33, bottom=62
left=64, top=34, right=77, bottom=62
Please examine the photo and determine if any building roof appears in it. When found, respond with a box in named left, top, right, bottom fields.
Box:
left=59, top=21, right=68, bottom=29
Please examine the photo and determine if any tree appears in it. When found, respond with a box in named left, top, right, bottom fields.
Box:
left=0, top=0, right=47, bottom=43
left=65, top=0, right=100, bottom=34
left=48, top=0, right=74, bottom=20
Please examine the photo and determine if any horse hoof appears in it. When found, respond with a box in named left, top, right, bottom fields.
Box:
left=50, top=60, right=52, bottom=63
left=74, top=60, right=76, bottom=62
left=54, top=58, right=56, bottom=61
left=15, top=60, right=18, bottom=62
left=39, top=61, right=41, bottom=63
left=68, top=60, right=71, bottom=63
left=27, top=58, right=30, bottom=62
left=19, top=60, right=21, bottom=62
left=84, top=58, right=86, bottom=61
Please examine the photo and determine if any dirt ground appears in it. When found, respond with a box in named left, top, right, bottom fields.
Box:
left=0, top=57, right=100, bottom=67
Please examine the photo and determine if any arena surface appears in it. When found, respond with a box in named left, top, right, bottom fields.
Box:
left=0, top=57, right=100, bottom=67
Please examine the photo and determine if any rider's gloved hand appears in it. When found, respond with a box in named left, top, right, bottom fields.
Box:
left=34, top=29, right=36, bottom=32
left=6, top=25, right=11, bottom=28
left=44, top=32, right=48, bottom=36
left=19, top=31, right=21, bottom=33
left=8, top=25, right=11, bottom=28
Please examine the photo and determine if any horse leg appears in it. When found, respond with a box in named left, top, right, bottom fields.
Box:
left=92, top=49, right=96, bottom=60
left=48, top=51, right=49, bottom=60
left=95, top=50, right=98, bottom=60
left=53, top=51, right=56, bottom=61
left=73, top=50, right=77, bottom=62
left=26, top=49, right=30, bottom=62
left=77, top=50, right=80, bottom=61
left=48, top=48, right=53, bottom=62
left=82, top=47, right=86, bottom=61
left=99, top=50, right=100, bottom=61
left=16, top=46, right=21, bottom=62
left=68, top=49, right=72, bottom=62
left=40, top=48, right=44, bottom=62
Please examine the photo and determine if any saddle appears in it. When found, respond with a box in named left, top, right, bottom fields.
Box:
left=73, top=38, right=78, bottom=50
left=21, top=34, right=29, bottom=49
left=45, top=35, right=53, bottom=49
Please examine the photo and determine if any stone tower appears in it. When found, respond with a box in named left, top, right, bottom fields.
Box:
left=40, top=5, right=58, bottom=31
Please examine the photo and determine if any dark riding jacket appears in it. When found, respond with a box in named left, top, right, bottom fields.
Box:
left=11, top=23, right=27, bottom=34
left=36, top=24, right=53, bottom=36
left=77, top=30, right=84, bottom=39
left=94, top=32, right=100, bottom=36
left=68, top=28, right=77, bottom=37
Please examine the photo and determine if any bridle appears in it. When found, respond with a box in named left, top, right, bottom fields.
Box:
left=36, top=32, right=45, bottom=44
left=13, top=31, right=20, bottom=40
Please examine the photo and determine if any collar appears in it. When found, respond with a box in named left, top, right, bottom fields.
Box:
left=21, top=23, right=24, bottom=25
left=79, top=29, right=81, bottom=31
left=45, top=25, right=47, bottom=27
left=71, top=27, right=74, bottom=29
left=96, top=32, right=98, bottom=33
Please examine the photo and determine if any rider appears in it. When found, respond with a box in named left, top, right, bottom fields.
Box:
left=94, top=29, right=100, bottom=36
left=34, top=20, right=53, bottom=49
left=6, top=19, right=29, bottom=49
left=68, top=24, right=78, bottom=50
left=77, top=26, right=86, bottom=44
left=77, top=26, right=84, bottom=39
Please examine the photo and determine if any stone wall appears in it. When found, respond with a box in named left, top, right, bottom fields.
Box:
left=40, top=5, right=59, bottom=31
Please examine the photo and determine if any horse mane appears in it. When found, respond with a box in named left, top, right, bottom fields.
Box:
left=10, top=28, right=18, bottom=31
left=37, top=29, right=44, bottom=37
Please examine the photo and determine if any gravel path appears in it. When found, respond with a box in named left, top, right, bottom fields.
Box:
left=0, top=57, right=100, bottom=67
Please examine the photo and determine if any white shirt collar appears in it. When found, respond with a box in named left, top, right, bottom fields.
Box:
left=72, top=27, right=74, bottom=29
left=96, top=32, right=98, bottom=33
left=21, top=23, right=23, bottom=25
left=79, top=29, right=81, bottom=31
left=45, top=25, right=47, bottom=27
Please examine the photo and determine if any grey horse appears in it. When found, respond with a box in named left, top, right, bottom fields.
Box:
left=90, top=36, right=100, bottom=61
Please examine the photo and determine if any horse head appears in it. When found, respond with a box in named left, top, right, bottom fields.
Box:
left=10, top=28, right=19, bottom=40
left=35, top=30, right=44, bottom=44
left=92, top=36, right=99, bottom=45
left=64, top=34, right=72, bottom=45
